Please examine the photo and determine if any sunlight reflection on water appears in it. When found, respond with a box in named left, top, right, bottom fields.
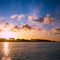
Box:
left=2, top=42, right=11, bottom=60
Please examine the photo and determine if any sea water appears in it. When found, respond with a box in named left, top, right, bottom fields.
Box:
left=0, top=42, right=60, bottom=60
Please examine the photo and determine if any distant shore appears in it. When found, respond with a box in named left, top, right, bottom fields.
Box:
left=0, top=38, right=56, bottom=42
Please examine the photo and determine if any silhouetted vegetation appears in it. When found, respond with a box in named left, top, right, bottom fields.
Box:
left=0, top=38, right=56, bottom=42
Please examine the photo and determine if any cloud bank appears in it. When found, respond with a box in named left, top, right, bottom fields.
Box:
left=0, top=13, right=60, bottom=41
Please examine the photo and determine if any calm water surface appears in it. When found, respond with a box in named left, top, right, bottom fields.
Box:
left=0, top=42, right=60, bottom=60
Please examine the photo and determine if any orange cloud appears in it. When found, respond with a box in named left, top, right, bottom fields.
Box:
left=43, top=14, right=52, bottom=24
left=52, top=28, right=60, bottom=34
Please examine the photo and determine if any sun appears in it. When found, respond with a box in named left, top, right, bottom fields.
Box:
left=1, top=31, right=11, bottom=39
left=0, top=31, right=16, bottom=39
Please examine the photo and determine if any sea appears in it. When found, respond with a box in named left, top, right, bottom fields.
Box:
left=0, top=42, right=60, bottom=60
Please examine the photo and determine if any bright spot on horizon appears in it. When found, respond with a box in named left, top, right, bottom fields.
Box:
left=0, top=31, right=16, bottom=39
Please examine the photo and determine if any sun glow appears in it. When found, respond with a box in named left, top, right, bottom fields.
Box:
left=0, top=31, right=16, bottom=39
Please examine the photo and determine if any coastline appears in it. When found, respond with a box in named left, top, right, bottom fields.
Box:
left=0, top=38, right=56, bottom=42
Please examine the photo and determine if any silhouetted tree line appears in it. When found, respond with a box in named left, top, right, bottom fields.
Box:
left=0, top=38, right=56, bottom=42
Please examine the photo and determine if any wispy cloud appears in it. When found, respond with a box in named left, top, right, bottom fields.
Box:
left=27, top=7, right=40, bottom=21
left=10, top=14, right=25, bottom=21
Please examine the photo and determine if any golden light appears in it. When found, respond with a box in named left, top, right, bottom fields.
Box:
left=3, top=42, right=9, bottom=56
left=0, top=23, right=17, bottom=39
left=0, top=31, right=16, bottom=39
left=2, top=42, right=11, bottom=60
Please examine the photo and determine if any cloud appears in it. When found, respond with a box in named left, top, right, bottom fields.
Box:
left=27, top=14, right=59, bottom=31
left=35, top=17, right=44, bottom=22
left=43, top=14, right=52, bottom=24
left=0, top=14, right=60, bottom=33
left=0, top=22, right=16, bottom=32
left=10, top=14, right=25, bottom=21
left=28, top=14, right=54, bottom=30
left=5, top=23, right=20, bottom=32
left=28, top=7, right=41, bottom=21
left=52, top=28, right=60, bottom=34
left=0, top=29, right=3, bottom=32
left=21, top=24, right=31, bottom=30
left=10, top=15, right=17, bottom=19
left=18, top=14, right=25, bottom=20
left=0, top=21, right=32, bottom=32
left=28, top=16, right=38, bottom=21
left=12, top=25, right=21, bottom=32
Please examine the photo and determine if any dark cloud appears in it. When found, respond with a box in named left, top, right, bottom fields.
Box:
left=21, top=24, right=31, bottom=30
left=14, top=25, right=20, bottom=29
left=35, top=17, right=44, bottom=22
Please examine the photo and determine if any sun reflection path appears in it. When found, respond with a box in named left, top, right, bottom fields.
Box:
left=2, top=42, right=11, bottom=60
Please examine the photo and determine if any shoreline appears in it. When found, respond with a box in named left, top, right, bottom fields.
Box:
left=0, top=38, right=56, bottom=42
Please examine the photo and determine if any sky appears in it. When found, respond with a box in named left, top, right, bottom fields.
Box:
left=0, top=0, right=60, bottom=41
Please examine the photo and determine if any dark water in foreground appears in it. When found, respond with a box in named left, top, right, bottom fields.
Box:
left=0, top=42, right=60, bottom=60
